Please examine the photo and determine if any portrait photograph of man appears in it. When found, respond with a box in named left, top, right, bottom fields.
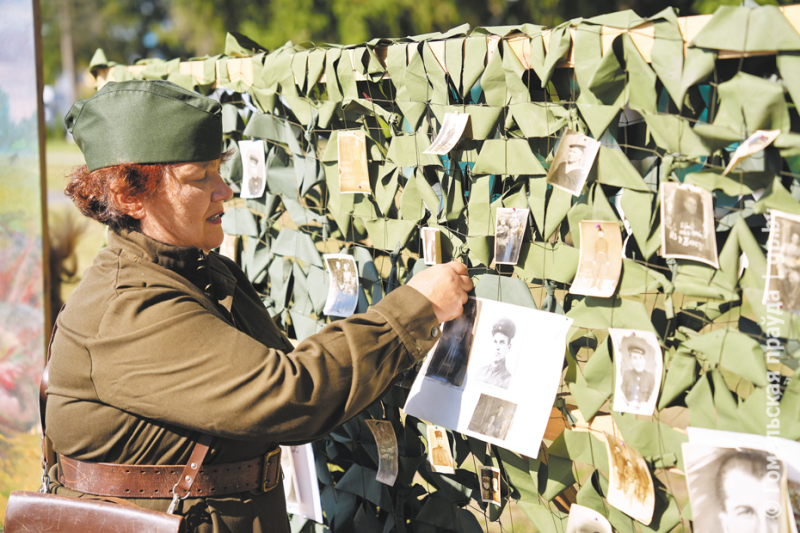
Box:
left=424, top=298, right=480, bottom=388
left=765, top=210, right=800, bottom=315
left=473, top=316, right=517, bottom=389
left=467, top=394, right=516, bottom=441
left=683, top=444, right=790, bottom=533
left=323, top=254, right=359, bottom=317
left=566, top=504, right=612, bottom=533
left=609, top=329, right=663, bottom=416
left=422, top=227, right=442, bottom=266
left=570, top=221, right=623, bottom=298
left=546, top=130, right=601, bottom=197
left=494, top=208, right=529, bottom=265
left=660, top=181, right=719, bottom=268
left=606, top=434, right=655, bottom=525
left=479, top=466, right=501, bottom=506
left=426, top=425, right=455, bottom=474
left=238, top=139, right=266, bottom=199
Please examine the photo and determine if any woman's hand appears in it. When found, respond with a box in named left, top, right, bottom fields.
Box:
left=407, top=262, right=473, bottom=323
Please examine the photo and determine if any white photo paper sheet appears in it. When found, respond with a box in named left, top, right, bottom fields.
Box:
left=763, top=210, right=800, bottom=314
left=723, top=129, right=781, bottom=176
left=239, top=139, right=266, bottom=199
left=281, top=444, right=324, bottom=523
left=403, top=298, right=573, bottom=458
left=566, top=504, right=612, bottom=533
left=323, top=254, right=359, bottom=317
left=423, top=113, right=470, bottom=155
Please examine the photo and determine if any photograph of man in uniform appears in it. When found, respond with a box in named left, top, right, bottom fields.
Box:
left=570, top=221, right=623, bottom=298
left=467, top=394, right=516, bottom=441
left=661, top=182, right=719, bottom=268
left=566, top=504, right=613, bottom=533
left=474, top=316, right=516, bottom=389
left=238, top=139, right=266, bottom=199
left=766, top=211, right=800, bottom=314
left=606, top=434, right=655, bottom=525
left=684, top=444, right=788, bottom=533
left=427, top=425, right=455, bottom=474
left=480, top=466, right=501, bottom=506
left=323, top=254, right=359, bottom=317
left=494, top=208, right=529, bottom=265
left=422, top=227, right=441, bottom=265
left=424, top=298, right=479, bottom=388
left=546, top=130, right=601, bottom=197
left=610, top=329, right=662, bottom=416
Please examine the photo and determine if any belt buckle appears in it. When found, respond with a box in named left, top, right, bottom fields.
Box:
left=261, top=447, right=282, bottom=493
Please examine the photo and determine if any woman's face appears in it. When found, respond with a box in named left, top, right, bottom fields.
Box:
left=138, top=159, right=233, bottom=252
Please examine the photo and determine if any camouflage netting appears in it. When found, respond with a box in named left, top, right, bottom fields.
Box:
left=88, top=4, right=800, bottom=532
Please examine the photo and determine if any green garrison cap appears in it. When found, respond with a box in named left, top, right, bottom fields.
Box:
left=65, top=80, right=222, bottom=172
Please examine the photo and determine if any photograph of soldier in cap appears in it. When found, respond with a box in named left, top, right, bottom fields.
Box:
left=546, top=130, right=601, bottom=197
left=424, top=298, right=480, bottom=388
left=570, top=221, right=623, bottom=298
left=323, top=254, right=359, bottom=317
left=473, top=315, right=517, bottom=389
left=566, top=504, right=613, bottom=533
left=479, top=466, right=501, bottom=506
left=494, top=208, right=529, bottom=265
left=765, top=210, right=800, bottom=314
left=238, top=139, right=266, bottom=199
left=427, top=425, right=455, bottom=474
left=606, top=434, right=655, bottom=525
left=467, top=394, right=516, bottom=440
left=661, top=182, right=719, bottom=268
left=609, top=329, right=662, bottom=416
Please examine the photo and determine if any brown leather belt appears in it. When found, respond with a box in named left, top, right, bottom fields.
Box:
left=58, top=447, right=281, bottom=499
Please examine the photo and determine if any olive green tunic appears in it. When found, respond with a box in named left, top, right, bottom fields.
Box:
left=46, top=228, right=440, bottom=533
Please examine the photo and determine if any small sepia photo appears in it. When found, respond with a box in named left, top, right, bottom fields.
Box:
left=471, top=313, right=520, bottom=390
left=683, top=444, right=789, bottom=533
left=570, top=221, right=623, bottom=298
left=337, top=130, right=371, bottom=194
left=239, top=139, right=266, bottom=199
left=467, top=394, right=517, bottom=441
left=723, top=129, right=781, bottom=176
left=566, top=504, right=612, bottom=533
left=366, top=420, right=399, bottom=486
left=479, top=466, right=501, bottom=506
left=494, top=208, right=529, bottom=266
left=427, top=425, right=455, bottom=474
left=605, top=434, right=655, bottom=525
left=422, top=227, right=442, bottom=265
left=423, top=112, right=470, bottom=155
left=609, top=329, right=663, bottom=416
left=424, top=297, right=480, bottom=388
left=323, top=254, right=359, bottom=317
left=280, top=445, right=301, bottom=515
left=764, top=210, right=800, bottom=315
left=660, top=182, right=719, bottom=268
left=546, top=130, right=601, bottom=197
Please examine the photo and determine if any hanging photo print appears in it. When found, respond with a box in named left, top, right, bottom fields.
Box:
left=494, top=208, right=529, bottom=266
left=764, top=210, right=800, bottom=315
left=404, top=298, right=573, bottom=458
left=566, top=504, right=612, bottom=533
left=479, top=466, right=501, bottom=506
left=366, top=420, right=399, bottom=486
left=426, top=425, right=455, bottom=474
left=422, top=227, right=442, bottom=265
left=570, top=221, right=623, bottom=298
left=423, top=112, right=470, bottom=155
left=238, top=139, right=266, bottom=199
left=337, top=130, right=371, bottom=193
left=609, top=329, right=663, bottom=416
left=723, top=129, right=781, bottom=175
left=606, top=434, right=655, bottom=525
left=660, top=182, right=719, bottom=268
left=546, top=130, right=601, bottom=197
left=323, top=254, right=359, bottom=317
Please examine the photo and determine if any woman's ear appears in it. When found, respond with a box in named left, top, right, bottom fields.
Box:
left=110, top=188, right=147, bottom=220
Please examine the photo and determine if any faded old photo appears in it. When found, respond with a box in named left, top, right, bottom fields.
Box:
left=423, top=112, right=470, bottom=155
left=723, top=129, right=780, bottom=176
left=660, top=182, right=719, bottom=268
left=427, top=425, right=455, bottom=474
left=683, top=444, right=789, bottom=533
left=337, top=130, right=371, bottom=193
left=606, top=434, right=655, bottom=525
left=546, top=130, right=601, bottom=197
left=425, top=298, right=480, bottom=388
left=609, top=329, right=663, bottom=416
left=570, top=221, right=623, bottom=298
left=566, top=504, right=612, bottom=533
left=764, top=210, right=800, bottom=314
left=494, top=208, right=529, bottom=265
left=238, top=139, right=266, bottom=199
left=280, top=445, right=300, bottom=515
left=472, top=315, right=518, bottom=390
left=479, top=466, right=501, bottom=506
left=366, top=420, right=399, bottom=486
left=467, top=394, right=516, bottom=440
left=422, top=227, right=442, bottom=265
left=323, top=254, right=359, bottom=317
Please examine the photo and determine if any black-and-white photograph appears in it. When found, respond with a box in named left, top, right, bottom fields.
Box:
left=683, top=444, right=789, bottom=533
left=424, top=298, right=480, bottom=388
left=422, top=227, right=442, bottom=265
left=366, top=420, right=399, bottom=486
left=427, top=425, right=455, bottom=474
left=570, top=221, right=623, bottom=298
left=609, top=329, right=662, bottom=416
left=606, top=434, right=655, bottom=525
left=472, top=315, right=518, bottom=390
left=467, top=394, right=516, bottom=440
left=660, top=182, right=719, bottom=268
left=423, top=112, right=470, bottom=155
left=479, top=466, right=501, bottom=506
left=323, top=254, right=359, bottom=317
left=765, top=210, right=800, bottom=315
left=494, top=208, right=529, bottom=266
left=723, top=129, right=780, bottom=176
left=566, top=504, right=612, bottom=533
left=239, top=139, right=266, bottom=199
left=546, top=130, right=601, bottom=197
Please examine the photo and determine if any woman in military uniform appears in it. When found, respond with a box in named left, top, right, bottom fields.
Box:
left=46, top=80, right=472, bottom=533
